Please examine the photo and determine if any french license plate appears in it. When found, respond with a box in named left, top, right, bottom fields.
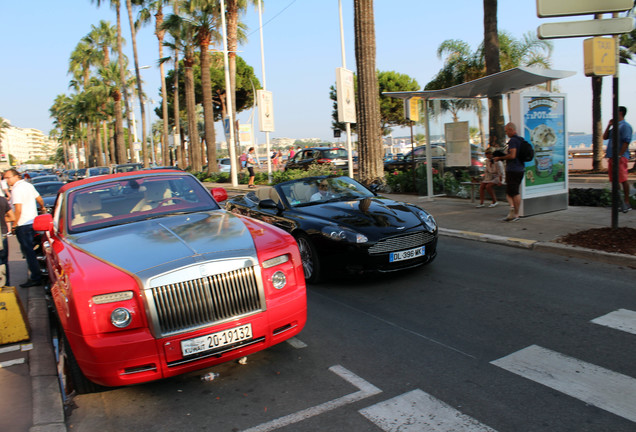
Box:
left=389, top=246, right=425, bottom=262
left=180, top=324, right=252, bottom=357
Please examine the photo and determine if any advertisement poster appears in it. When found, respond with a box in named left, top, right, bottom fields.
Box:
left=522, top=95, right=566, bottom=194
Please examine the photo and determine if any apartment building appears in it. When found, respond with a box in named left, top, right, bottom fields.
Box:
left=0, top=121, right=58, bottom=167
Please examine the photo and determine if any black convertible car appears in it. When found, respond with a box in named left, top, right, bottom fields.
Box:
left=225, top=175, right=438, bottom=283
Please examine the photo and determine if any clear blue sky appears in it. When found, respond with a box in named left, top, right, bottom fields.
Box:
left=1, top=0, right=634, bottom=144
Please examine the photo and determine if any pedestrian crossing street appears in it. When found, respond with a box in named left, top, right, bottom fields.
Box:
left=359, top=308, right=636, bottom=431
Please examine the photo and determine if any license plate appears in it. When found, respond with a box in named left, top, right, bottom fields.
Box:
left=180, top=324, right=252, bottom=357
left=389, top=246, right=425, bottom=262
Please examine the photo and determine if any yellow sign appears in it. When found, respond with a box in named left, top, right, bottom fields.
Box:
left=584, top=37, right=616, bottom=76
left=405, top=97, right=420, bottom=122
left=0, top=287, right=31, bottom=344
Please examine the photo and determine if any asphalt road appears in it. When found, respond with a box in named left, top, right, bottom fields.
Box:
left=64, top=237, right=636, bottom=432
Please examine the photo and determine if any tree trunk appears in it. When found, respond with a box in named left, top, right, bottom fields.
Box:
left=184, top=52, right=201, bottom=171
left=227, top=0, right=239, bottom=158
left=156, top=7, right=171, bottom=166
left=115, top=5, right=127, bottom=163
left=592, top=76, right=603, bottom=171
left=354, top=0, right=383, bottom=185
left=199, top=37, right=218, bottom=173
left=173, top=55, right=184, bottom=168
left=126, top=0, right=148, bottom=168
left=483, top=0, right=504, bottom=145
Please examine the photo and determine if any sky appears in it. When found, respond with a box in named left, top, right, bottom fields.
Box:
left=1, top=0, right=635, bottom=145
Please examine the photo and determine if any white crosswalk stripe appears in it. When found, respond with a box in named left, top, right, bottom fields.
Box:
left=591, top=308, right=636, bottom=335
left=491, top=344, right=636, bottom=423
left=359, top=389, right=498, bottom=432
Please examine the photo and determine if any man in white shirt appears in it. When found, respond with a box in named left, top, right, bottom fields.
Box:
left=3, top=169, right=45, bottom=287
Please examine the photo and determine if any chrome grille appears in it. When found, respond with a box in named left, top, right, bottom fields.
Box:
left=149, top=266, right=263, bottom=336
left=368, top=231, right=435, bottom=255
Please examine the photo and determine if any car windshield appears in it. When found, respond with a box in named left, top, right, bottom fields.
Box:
left=31, top=175, right=59, bottom=184
left=280, top=176, right=374, bottom=207
left=34, top=182, right=63, bottom=197
left=114, top=164, right=142, bottom=173
left=67, top=175, right=220, bottom=233
left=88, top=167, right=110, bottom=176
left=322, top=149, right=347, bottom=159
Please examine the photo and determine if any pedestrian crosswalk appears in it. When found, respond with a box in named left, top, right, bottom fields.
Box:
left=356, top=308, right=636, bottom=431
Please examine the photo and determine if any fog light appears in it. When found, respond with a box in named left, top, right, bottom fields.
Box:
left=271, top=271, right=287, bottom=289
left=111, top=307, right=132, bottom=328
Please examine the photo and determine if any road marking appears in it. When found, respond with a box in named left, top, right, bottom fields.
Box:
left=286, top=337, right=307, bottom=349
left=0, top=343, right=32, bottom=354
left=242, top=365, right=381, bottom=432
left=0, top=357, right=25, bottom=368
left=491, top=344, right=636, bottom=423
left=359, top=389, right=498, bottom=432
left=591, top=309, right=636, bottom=335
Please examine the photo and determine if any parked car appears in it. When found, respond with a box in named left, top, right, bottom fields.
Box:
left=284, top=147, right=348, bottom=171
left=73, top=168, right=86, bottom=181
left=61, top=169, right=77, bottom=182
left=86, top=166, right=111, bottom=178
left=225, top=175, right=438, bottom=283
left=30, top=174, right=60, bottom=184
left=384, top=144, right=484, bottom=177
left=112, top=163, right=143, bottom=173
left=218, top=158, right=232, bottom=173
left=33, top=181, right=64, bottom=213
left=33, top=171, right=307, bottom=394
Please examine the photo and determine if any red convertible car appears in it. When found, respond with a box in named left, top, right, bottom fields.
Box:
left=33, top=170, right=307, bottom=395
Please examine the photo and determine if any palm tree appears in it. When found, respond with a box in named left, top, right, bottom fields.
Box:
left=188, top=0, right=221, bottom=174
left=353, top=0, right=383, bottom=185
left=482, top=0, right=505, bottom=146
left=125, top=0, right=149, bottom=167
left=164, top=3, right=202, bottom=171
left=137, top=0, right=172, bottom=165
left=91, top=0, right=130, bottom=163
left=0, top=117, right=10, bottom=161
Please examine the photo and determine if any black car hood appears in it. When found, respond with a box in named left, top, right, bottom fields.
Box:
left=300, top=197, right=426, bottom=234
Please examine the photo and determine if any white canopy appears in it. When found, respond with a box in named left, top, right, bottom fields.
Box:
left=383, top=66, right=575, bottom=100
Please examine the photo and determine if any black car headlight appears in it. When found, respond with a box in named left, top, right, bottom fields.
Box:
left=417, top=209, right=437, bottom=232
left=321, top=225, right=368, bottom=243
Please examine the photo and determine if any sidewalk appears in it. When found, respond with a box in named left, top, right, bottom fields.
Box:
left=7, top=177, right=635, bottom=432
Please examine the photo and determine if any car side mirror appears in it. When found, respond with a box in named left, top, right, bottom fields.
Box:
left=259, top=199, right=282, bottom=211
left=210, top=187, right=228, bottom=203
left=33, top=214, right=54, bottom=232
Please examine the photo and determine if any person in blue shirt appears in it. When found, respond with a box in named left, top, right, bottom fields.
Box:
left=493, top=122, right=525, bottom=221
left=603, top=106, right=633, bottom=212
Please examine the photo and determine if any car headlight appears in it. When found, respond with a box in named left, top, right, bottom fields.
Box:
left=321, top=226, right=368, bottom=243
left=417, top=209, right=437, bottom=232
left=271, top=271, right=287, bottom=289
left=111, top=307, right=132, bottom=328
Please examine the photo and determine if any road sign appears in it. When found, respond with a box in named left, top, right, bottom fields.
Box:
left=536, top=0, right=633, bottom=18
left=538, top=17, right=634, bottom=39
left=584, top=37, right=616, bottom=76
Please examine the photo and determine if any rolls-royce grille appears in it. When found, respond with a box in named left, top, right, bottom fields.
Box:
left=368, top=231, right=435, bottom=255
left=150, top=267, right=263, bottom=336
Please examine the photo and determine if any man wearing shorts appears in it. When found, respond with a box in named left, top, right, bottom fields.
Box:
left=493, top=122, right=525, bottom=221
left=603, top=106, right=632, bottom=212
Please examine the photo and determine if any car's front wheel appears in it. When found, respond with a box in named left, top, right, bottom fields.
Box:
left=294, top=233, right=321, bottom=284
left=51, top=317, right=103, bottom=397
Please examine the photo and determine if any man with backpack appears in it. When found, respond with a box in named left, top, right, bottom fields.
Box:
left=493, top=122, right=526, bottom=222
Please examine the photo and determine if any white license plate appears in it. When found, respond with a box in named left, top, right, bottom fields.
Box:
left=180, top=324, right=252, bottom=357
left=389, top=246, right=425, bottom=262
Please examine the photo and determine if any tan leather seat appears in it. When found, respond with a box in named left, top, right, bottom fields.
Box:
left=131, top=182, right=171, bottom=212
left=71, top=194, right=113, bottom=226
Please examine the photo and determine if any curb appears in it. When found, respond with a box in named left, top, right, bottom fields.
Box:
left=439, top=228, right=636, bottom=267
left=28, top=287, right=66, bottom=432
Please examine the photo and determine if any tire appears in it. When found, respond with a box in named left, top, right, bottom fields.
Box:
left=51, top=319, right=103, bottom=396
left=294, top=233, right=321, bottom=284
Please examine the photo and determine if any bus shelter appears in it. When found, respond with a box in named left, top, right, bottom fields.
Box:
left=384, top=66, right=575, bottom=216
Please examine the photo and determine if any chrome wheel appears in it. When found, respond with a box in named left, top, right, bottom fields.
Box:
left=295, top=234, right=321, bottom=283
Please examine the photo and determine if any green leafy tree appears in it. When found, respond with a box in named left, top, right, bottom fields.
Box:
left=331, top=70, right=419, bottom=137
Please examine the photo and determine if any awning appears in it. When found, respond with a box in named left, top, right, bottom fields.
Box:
left=383, top=66, right=575, bottom=100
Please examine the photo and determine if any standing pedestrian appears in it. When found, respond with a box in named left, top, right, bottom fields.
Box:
left=0, top=194, right=15, bottom=286
left=493, top=122, right=525, bottom=222
left=603, top=106, right=633, bottom=212
left=246, top=147, right=259, bottom=188
left=3, top=169, right=46, bottom=287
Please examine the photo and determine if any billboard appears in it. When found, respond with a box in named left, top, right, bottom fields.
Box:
left=520, top=94, right=567, bottom=197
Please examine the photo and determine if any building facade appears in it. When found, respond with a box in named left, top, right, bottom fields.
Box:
left=0, top=120, right=58, bottom=168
